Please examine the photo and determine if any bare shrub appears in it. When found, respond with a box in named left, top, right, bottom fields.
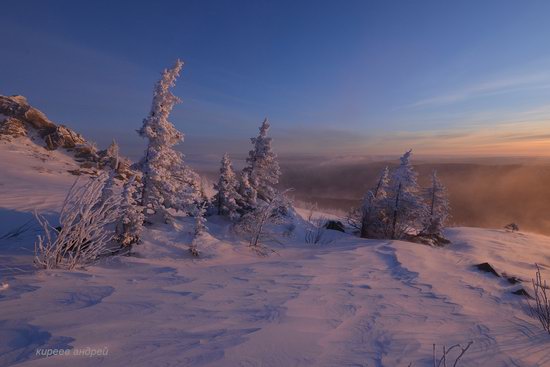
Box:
left=504, top=223, right=519, bottom=232
left=304, top=201, right=318, bottom=223
left=305, top=217, right=330, bottom=245
left=34, top=174, right=122, bottom=270
left=432, top=341, right=473, bottom=367
left=345, top=206, right=362, bottom=232
left=529, top=264, right=550, bottom=333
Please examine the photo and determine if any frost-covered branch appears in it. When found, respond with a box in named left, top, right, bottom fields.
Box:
left=236, top=189, right=291, bottom=255
left=34, top=174, right=122, bottom=270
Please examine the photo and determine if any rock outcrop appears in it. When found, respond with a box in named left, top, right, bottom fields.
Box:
left=0, top=117, right=27, bottom=139
left=0, top=95, right=133, bottom=178
left=0, top=95, right=88, bottom=150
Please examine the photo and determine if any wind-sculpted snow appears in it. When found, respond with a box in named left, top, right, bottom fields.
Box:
left=1, top=148, right=550, bottom=366
left=2, top=223, right=550, bottom=366
left=0, top=321, right=74, bottom=366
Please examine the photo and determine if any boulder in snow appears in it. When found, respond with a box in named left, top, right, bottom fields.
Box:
left=474, top=262, right=500, bottom=277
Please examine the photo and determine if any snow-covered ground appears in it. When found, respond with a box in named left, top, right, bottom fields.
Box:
left=1, top=138, right=550, bottom=366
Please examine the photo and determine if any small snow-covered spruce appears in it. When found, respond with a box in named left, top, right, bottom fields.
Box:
left=237, top=189, right=291, bottom=255
left=420, top=170, right=450, bottom=245
left=100, top=169, right=117, bottom=205
left=116, top=176, right=144, bottom=248
left=386, top=150, right=428, bottom=240
left=360, top=166, right=390, bottom=238
left=104, top=139, right=120, bottom=170
left=138, top=59, right=201, bottom=222
left=34, top=173, right=122, bottom=270
left=189, top=203, right=208, bottom=257
left=243, top=118, right=281, bottom=203
left=213, top=153, right=242, bottom=220
left=237, top=171, right=258, bottom=212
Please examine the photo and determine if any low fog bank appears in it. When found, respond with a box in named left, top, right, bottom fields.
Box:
left=278, top=157, right=550, bottom=236
left=193, top=155, right=550, bottom=236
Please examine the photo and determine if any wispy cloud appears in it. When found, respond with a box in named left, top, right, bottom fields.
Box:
left=405, top=71, right=550, bottom=109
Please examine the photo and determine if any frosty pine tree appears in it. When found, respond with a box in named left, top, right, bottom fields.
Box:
left=243, top=118, right=281, bottom=203
left=213, top=153, right=241, bottom=220
left=117, top=176, right=144, bottom=248
left=237, top=171, right=258, bottom=212
left=360, top=166, right=390, bottom=238
left=421, top=170, right=450, bottom=244
left=386, top=150, right=427, bottom=239
left=138, top=59, right=201, bottom=221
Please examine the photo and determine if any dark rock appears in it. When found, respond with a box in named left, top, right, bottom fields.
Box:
left=512, top=288, right=532, bottom=298
left=504, top=223, right=520, bottom=232
left=324, top=220, right=345, bottom=232
left=74, top=144, right=99, bottom=161
left=79, top=162, right=95, bottom=169
left=411, top=233, right=451, bottom=247
left=0, top=95, right=29, bottom=117
left=43, top=125, right=87, bottom=150
left=474, top=262, right=500, bottom=277
left=505, top=275, right=522, bottom=284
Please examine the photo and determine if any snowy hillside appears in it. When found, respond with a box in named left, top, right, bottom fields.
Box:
left=1, top=139, right=550, bottom=367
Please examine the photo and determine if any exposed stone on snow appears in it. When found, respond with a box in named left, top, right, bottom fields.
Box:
left=474, top=262, right=500, bottom=277
left=0, top=117, right=27, bottom=139
left=511, top=288, right=532, bottom=298
left=324, top=220, right=346, bottom=232
left=0, top=95, right=87, bottom=151
left=504, top=274, right=523, bottom=284
left=43, top=125, right=88, bottom=150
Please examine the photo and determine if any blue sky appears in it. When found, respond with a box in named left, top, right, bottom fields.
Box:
left=2, top=0, right=550, bottom=158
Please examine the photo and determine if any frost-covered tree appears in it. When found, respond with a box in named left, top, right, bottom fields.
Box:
left=360, top=166, right=390, bottom=238
left=237, top=171, right=258, bottom=212
left=100, top=169, right=117, bottom=205
left=105, top=139, right=119, bottom=169
left=213, top=153, right=241, bottom=220
left=243, top=118, right=281, bottom=203
left=189, top=203, right=208, bottom=257
left=386, top=150, right=427, bottom=239
left=172, top=164, right=203, bottom=212
left=237, top=190, right=290, bottom=255
left=138, top=59, right=201, bottom=220
left=117, top=176, right=144, bottom=248
left=422, top=170, right=450, bottom=240
left=194, top=203, right=208, bottom=237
